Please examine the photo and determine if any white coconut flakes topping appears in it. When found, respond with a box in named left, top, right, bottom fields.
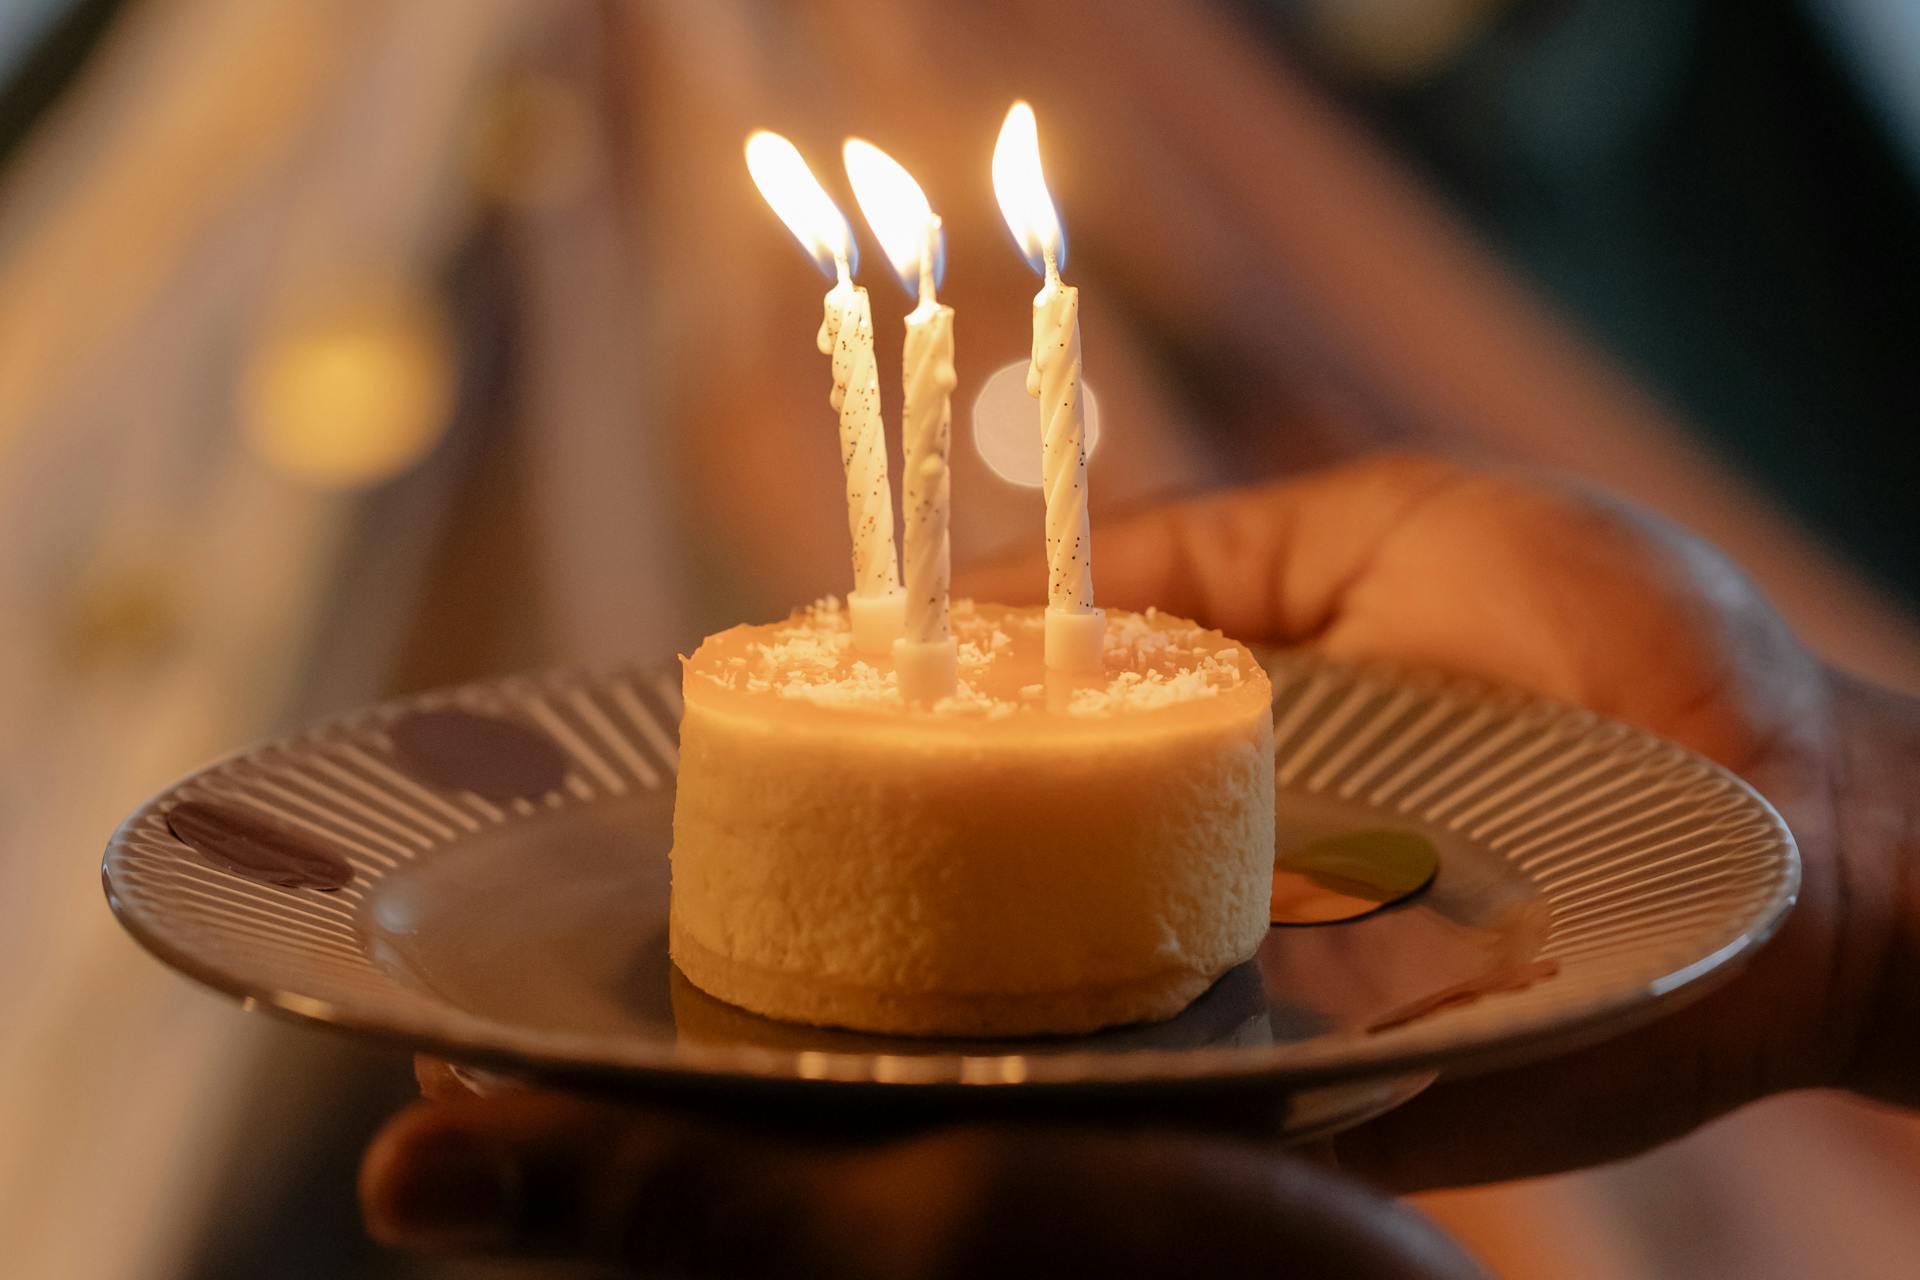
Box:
left=693, top=598, right=1249, bottom=716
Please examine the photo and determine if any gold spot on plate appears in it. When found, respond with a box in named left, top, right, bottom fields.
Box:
left=1270, top=829, right=1439, bottom=926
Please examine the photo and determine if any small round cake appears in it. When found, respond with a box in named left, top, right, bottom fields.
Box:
left=669, top=599, right=1275, bottom=1036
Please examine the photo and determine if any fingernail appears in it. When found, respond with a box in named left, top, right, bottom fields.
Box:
left=369, top=1128, right=520, bottom=1250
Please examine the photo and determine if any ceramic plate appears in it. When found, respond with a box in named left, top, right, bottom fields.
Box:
left=102, top=651, right=1797, bottom=1136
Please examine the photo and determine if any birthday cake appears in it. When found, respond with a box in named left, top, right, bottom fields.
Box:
left=668, top=599, right=1275, bottom=1036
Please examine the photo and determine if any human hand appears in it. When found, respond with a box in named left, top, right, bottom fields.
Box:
left=360, top=1061, right=1482, bottom=1277
left=359, top=452, right=1919, bottom=1270
left=959, top=452, right=1919, bottom=1187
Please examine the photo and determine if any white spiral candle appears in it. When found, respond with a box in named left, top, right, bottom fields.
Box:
left=817, top=256, right=903, bottom=652
left=893, top=265, right=959, bottom=702
left=746, top=131, right=904, bottom=655
left=843, top=140, right=958, bottom=698
left=1028, top=252, right=1093, bottom=617
left=994, top=102, right=1105, bottom=674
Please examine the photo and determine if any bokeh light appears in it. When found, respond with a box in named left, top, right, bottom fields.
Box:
left=970, top=358, right=1101, bottom=488
left=238, top=283, right=454, bottom=491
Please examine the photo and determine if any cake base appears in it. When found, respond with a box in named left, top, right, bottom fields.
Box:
left=670, top=919, right=1221, bottom=1038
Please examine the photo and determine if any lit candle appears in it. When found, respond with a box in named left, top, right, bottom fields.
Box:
left=992, top=102, right=1103, bottom=674
left=745, top=131, right=904, bottom=654
left=844, top=139, right=958, bottom=704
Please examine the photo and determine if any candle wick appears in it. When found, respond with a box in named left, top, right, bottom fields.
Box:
left=913, top=217, right=941, bottom=310
left=1042, top=244, right=1061, bottom=288
left=833, top=252, right=852, bottom=289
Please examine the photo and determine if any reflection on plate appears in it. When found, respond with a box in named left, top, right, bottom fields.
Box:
left=1271, top=828, right=1441, bottom=925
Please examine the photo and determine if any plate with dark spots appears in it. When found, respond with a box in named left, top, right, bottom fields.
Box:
left=101, top=651, right=1797, bottom=1139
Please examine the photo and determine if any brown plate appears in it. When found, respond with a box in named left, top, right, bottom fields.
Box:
left=101, top=651, right=1797, bottom=1138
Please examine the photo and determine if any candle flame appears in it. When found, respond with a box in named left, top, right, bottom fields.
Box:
left=843, top=138, right=944, bottom=297
left=745, top=130, right=856, bottom=278
left=991, top=101, right=1065, bottom=276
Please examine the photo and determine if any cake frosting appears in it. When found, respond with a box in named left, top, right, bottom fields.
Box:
left=669, top=599, right=1275, bottom=1036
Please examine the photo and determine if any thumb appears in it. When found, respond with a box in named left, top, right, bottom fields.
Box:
left=954, top=453, right=1469, bottom=644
